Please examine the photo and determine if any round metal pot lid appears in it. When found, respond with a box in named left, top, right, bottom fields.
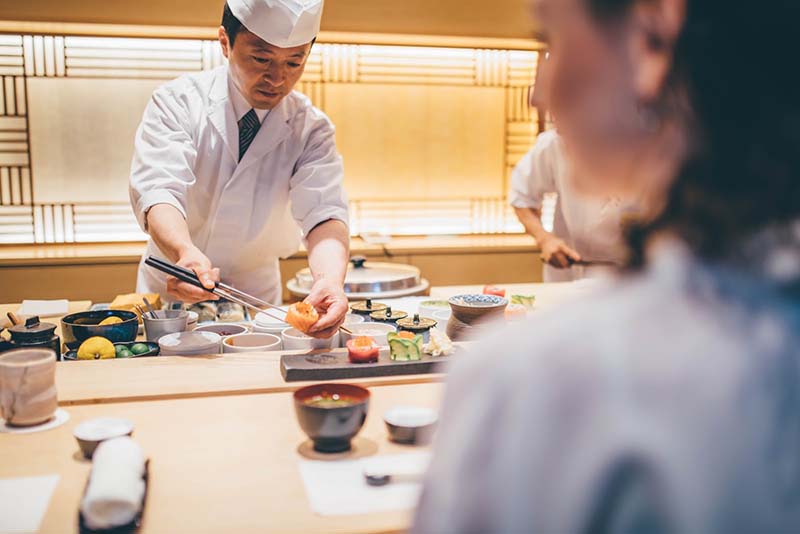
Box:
left=292, top=256, right=422, bottom=295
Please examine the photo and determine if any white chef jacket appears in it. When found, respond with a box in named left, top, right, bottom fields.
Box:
left=510, top=130, right=630, bottom=282
left=414, top=236, right=800, bottom=533
left=129, top=65, right=349, bottom=303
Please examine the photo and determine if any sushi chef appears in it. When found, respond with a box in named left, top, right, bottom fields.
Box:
left=129, top=0, right=349, bottom=338
left=510, top=55, right=637, bottom=282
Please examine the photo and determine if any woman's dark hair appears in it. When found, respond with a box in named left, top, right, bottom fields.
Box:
left=589, top=0, right=800, bottom=270
left=221, top=3, right=244, bottom=47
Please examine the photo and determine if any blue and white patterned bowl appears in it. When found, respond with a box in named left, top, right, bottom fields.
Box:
left=448, top=294, right=508, bottom=325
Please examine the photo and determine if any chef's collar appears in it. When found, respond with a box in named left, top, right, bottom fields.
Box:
left=228, top=70, right=270, bottom=124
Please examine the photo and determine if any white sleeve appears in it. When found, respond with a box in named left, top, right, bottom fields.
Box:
left=129, top=85, right=198, bottom=232
left=508, top=131, right=560, bottom=210
left=289, top=115, right=349, bottom=237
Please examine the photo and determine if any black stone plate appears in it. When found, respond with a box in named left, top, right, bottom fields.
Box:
left=280, top=348, right=455, bottom=382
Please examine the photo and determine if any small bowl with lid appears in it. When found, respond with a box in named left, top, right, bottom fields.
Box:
left=397, top=314, right=437, bottom=343
left=369, top=307, right=408, bottom=326
left=350, top=299, right=388, bottom=320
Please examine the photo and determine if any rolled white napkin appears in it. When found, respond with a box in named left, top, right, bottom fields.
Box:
left=80, top=437, right=146, bottom=530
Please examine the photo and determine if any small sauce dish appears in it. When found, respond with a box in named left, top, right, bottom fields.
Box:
left=383, top=406, right=438, bottom=445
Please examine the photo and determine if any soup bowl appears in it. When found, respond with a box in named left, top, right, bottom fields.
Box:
left=293, top=383, right=370, bottom=453
left=61, top=310, right=138, bottom=350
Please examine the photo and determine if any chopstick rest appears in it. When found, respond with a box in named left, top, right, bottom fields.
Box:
left=80, top=437, right=146, bottom=531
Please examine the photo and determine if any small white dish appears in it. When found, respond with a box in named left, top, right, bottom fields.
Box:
left=222, top=333, right=282, bottom=353
left=432, top=309, right=452, bottom=322
left=73, top=417, right=134, bottom=458
left=193, top=322, right=250, bottom=338
left=281, top=327, right=339, bottom=351
left=343, top=313, right=365, bottom=325
left=418, top=300, right=450, bottom=319
left=186, top=310, right=199, bottom=330
left=340, top=322, right=396, bottom=347
left=252, top=311, right=289, bottom=335
left=383, top=406, right=438, bottom=444
left=158, top=331, right=221, bottom=356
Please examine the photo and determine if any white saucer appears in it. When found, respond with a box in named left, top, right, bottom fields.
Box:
left=0, top=408, right=70, bottom=434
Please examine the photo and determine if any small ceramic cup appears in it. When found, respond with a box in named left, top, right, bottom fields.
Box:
left=281, top=327, right=339, bottom=351
left=194, top=323, right=250, bottom=338
left=0, top=348, right=57, bottom=426
left=339, top=322, right=396, bottom=347
left=222, top=333, right=282, bottom=353
left=143, top=311, right=189, bottom=343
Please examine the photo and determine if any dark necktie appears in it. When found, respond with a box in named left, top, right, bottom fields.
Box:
left=238, top=109, right=261, bottom=161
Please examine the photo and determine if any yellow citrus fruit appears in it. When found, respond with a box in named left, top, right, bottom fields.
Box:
left=98, top=316, right=123, bottom=326
left=77, top=337, right=116, bottom=360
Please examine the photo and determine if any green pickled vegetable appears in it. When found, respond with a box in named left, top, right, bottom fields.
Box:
left=129, top=343, right=150, bottom=355
left=387, top=332, right=423, bottom=361
left=511, top=294, right=536, bottom=310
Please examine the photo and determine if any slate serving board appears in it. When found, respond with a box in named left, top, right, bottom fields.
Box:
left=280, top=348, right=454, bottom=382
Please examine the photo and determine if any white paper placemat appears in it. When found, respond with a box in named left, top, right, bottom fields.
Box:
left=299, top=452, right=430, bottom=516
left=0, top=474, right=60, bottom=533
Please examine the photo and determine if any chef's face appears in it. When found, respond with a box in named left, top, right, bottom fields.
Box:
left=219, top=28, right=312, bottom=110
left=531, top=0, right=686, bottom=202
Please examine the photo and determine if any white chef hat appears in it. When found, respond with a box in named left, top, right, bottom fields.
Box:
left=227, top=0, right=323, bottom=48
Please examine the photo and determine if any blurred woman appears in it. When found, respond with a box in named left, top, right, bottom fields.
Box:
left=414, top=0, right=800, bottom=532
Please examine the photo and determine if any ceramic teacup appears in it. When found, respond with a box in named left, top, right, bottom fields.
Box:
left=222, top=333, right=282, bottom=353
left=281, top=327, right=339, bottom=351
left=0, top=348, right=58, bottom=426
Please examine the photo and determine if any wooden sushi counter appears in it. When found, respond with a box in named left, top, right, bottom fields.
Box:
left=0, top=282, right=598, bottom=534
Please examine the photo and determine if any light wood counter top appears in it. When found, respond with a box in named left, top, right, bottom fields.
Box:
left=0, top=382, right=444, bottom=534
left=55, top=350, right=444, bottom=406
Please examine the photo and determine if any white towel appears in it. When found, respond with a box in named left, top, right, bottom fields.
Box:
left=80, top=437, right=146, bottom=530
left=17, top=299, right=69, bottom=317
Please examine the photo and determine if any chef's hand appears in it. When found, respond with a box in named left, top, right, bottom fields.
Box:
left=540, top=235, right=581, bottom=269
left=166, top=247, right=220, bottom=303
left=304, top=277, right=348, bottom=339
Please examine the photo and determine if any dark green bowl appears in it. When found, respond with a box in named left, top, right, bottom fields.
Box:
left=61, top=310, right=138, bottom=351
left=63, top=341, right=159, bottom=361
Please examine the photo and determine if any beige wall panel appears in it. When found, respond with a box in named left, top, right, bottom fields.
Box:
left=0, top=262, right=139, bottom=302
left=0, top=0, right=533, bottom=39
left=27, top=77, right=160, bottom=203
left=1, top=251, right=541, bottom=302
left=409, top=251, right=541, bottom=286
left=325, top=83, right=506, bottom=200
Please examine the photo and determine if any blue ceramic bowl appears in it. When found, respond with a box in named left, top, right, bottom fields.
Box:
left=61, top=310, right=139, bottom=350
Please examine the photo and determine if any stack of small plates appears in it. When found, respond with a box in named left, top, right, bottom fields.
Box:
left=252, top=311, right=288, bottom=335
left=158, top=331, right=222, bottom=356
